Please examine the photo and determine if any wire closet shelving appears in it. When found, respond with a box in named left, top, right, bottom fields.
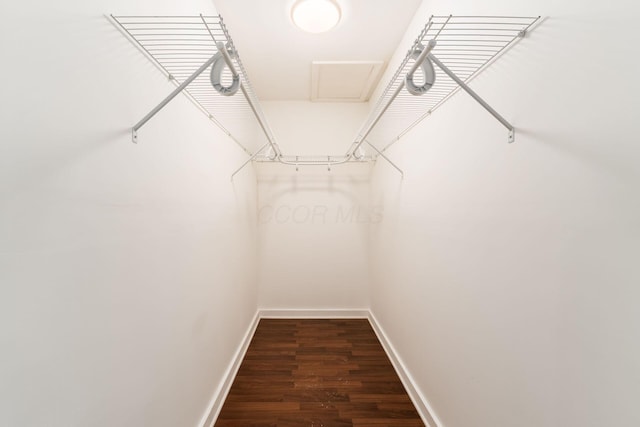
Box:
left=347, top=14, right=541, bottom=168
left=110, top=14, right=373, bottom=178
left=110, top=14, right=541, bottom=178
left=110, top=15, right=273, bottom=154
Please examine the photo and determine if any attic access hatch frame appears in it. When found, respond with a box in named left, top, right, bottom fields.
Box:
left=346, top=15, right=542, bottom=169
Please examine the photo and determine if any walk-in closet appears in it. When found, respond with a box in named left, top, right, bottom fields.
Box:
left=2, top=0, right=639, bottom=426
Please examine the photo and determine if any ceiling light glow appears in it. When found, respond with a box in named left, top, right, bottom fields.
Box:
left=291, top=0, right=341, bottom=33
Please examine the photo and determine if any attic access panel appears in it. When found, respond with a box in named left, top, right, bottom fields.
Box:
left=311, top=61, right=385, bottom=102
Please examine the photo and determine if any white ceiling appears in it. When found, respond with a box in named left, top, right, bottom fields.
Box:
left=213, top=0, right=423, bottom=101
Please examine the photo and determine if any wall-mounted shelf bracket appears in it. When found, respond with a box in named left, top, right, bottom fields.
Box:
left=428, top=54, right=515, bottom=143
left=351, top=15, right=540, bottom=157
left=111, top=14, right=281, bottom=158
left=131, top=53, right=218, bottom=143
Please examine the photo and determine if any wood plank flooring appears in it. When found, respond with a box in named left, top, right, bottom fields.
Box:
left=214, top=319, right=424, bottom=427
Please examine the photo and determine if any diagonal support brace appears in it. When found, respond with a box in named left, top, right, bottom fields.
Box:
left=231, top=143, right=270, bottom=181
left=365, top=141, right=404, bottom=178
left=428, top=54, right=515, bottom=143
left=132, top=53, right=218, bottom=143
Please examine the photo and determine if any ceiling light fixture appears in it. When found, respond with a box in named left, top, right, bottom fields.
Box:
left=291, top=0, right=341, bottom=33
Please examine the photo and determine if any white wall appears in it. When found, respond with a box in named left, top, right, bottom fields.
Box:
left=256, top=102, right=372, bottom=310
left=369, top=0, right=640, bottom=426
left=0, top=1, right=258, bottom=426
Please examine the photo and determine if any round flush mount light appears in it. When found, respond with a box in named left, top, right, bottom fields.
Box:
left=291, top=0, right=341, bottom=33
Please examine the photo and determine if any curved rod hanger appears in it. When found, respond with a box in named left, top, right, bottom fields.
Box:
left=346, top=39, right=438, bottom=159
left=216, top=42, right=282, bottom=158
left=210, top=47, right=240, bottom=96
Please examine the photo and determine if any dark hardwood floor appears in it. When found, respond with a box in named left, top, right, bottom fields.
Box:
left=214, top=318, right=424, bottom=427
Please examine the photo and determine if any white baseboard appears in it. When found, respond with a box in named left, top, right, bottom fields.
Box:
left=198, top=311, right=260, bottom=427
left=367, top=310, right=443, bottom=427
left=259, top=308, right=370, bottom=318
left=199, top=309, right=442, bottom=427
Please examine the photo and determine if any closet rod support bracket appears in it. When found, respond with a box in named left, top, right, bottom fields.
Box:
left=509, top=129, right=515, bottom=143
left=132, top=129, right=138, bottom=144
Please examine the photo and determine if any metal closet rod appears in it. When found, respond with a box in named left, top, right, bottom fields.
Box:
left=278, top=156, right=365, bottom=166
left=231, top=153, right=374, bottom=181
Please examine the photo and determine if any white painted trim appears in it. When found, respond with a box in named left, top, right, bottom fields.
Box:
left=367, top=311, right=443, bottom=427
left=197, top=312, right=260, bottom=427
left=259, top=308, right=370, bottom=319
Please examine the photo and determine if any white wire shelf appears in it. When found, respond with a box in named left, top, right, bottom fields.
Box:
left=354, top=15, right=541, bottom=157
left=110, top=14, right=274, bottom=156
left=110, top=14, right=540, bottom=178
